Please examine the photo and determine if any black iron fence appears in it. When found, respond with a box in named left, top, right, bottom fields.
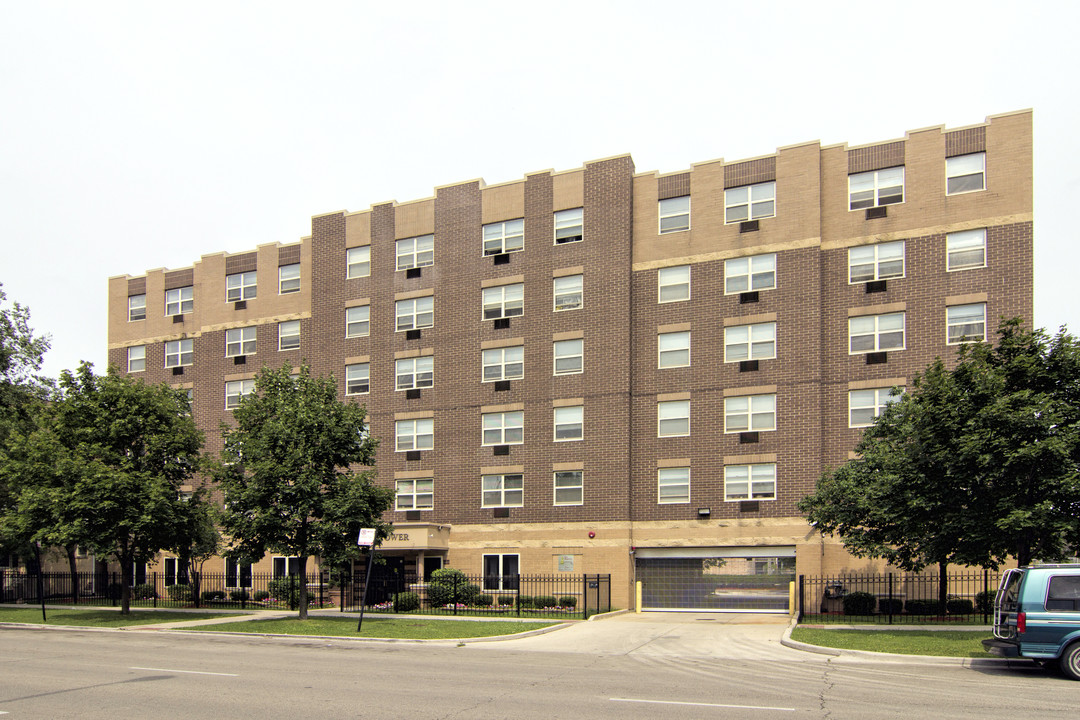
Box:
left=799, top=570, right=1001, bottom=624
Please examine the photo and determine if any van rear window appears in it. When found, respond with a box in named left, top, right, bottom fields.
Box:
left=1047, top=576, right=1080, bottom=611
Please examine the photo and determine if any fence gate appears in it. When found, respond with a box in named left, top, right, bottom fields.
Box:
left=635, top=546, right=795, bottom=612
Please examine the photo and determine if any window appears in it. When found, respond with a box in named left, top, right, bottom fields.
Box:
left=657, top=400, right=690, bottom=437
left=849, top=241, right=905, bottom=283
left=658, top=331, right=690, bottom=368
left=849, top=387, right=901, bottom=428
left=553, top=275, right=583, bottom=311
left=946, top=152, right=985, bottom=195
left=272, top=557, right=301, bottom=578
left=947, top=228, right=986, bottom=271
left=482, top=553, right=519, bottom=591
left=225, top=559, right=252, bottom=588
left=346, top=305, right=370, bottom=338
left=482, top=284, right=523, bottom=319
left=396, top=296, right=434, bottom=331
left=482, top=346, right=524, bottom=382
left=658, top=467, right=690, bottom=504
left=482, top=219, right=524, bottom=256
left=725, top=323, right=775, bottom=362
left=225, top=379, right=255, bottom=409
left=226, top=327, right=256, bottom=357
left=553, top=339, right=583, bottom=375
left=481, top=474, right=523, bottom=507
left=164, top=557, right=189, bottom=587
left=278, top=264, right=300, bottom=294
left=724, top=394, right=776, bottom=433
left=849, top=313, right=905, bottom=353
left=849, top=167, right=904, bottom=210
left=396, top=356, right=433, bottom=390
left=659, top=196, right=690, bottom=233
left=725, top=254, right=776, bottom=294
left=553, top=405, right=583, bottom=441
left=725, top=181, right=775, bottom=223
left=346, top=246, right=370, bottom=278
left=725, top=463, right=776, bottom=501
left=396, top=478, right=433, bottom=511
left=127, top=345, right=145, bottom=373
left=554, top=208, right=583, bottom=244
left=482, top=410, right=523, bottom=445
left=554, top=471, right=583, bottom=506
left=226, top=271, right=257, bottom=301
left=345, top=363, right=369, bottom=395
left=164, top=339, right=193, bottom=368
left=396, top=418, right=433, bottom=451
left=278, top=320, right=300, bottom=351
left=166, top=286, right=193, bottom=316
left=396, top=234, right=434, bottom=270
left=128, top=294, right=146, bottom=321
left=947, top=303, right=986, bottom=344
left=658, top=265, right=690, bottom=303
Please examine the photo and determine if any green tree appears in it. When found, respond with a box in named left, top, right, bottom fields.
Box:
left=168, top=486, right=221, bottom=600
left=213, top=363, right=393, bottom=619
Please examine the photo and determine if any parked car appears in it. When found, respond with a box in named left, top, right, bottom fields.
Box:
left=983, top=564, right=1080, bottom=680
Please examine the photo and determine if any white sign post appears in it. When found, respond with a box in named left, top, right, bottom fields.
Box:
left=356, top=528, right=377, bottom=631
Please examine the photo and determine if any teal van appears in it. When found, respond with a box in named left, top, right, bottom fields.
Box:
left=983, top=564, right=1080, bottom=680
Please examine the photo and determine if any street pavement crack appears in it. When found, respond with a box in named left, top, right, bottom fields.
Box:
left=818, top=657, right=835, bottom=719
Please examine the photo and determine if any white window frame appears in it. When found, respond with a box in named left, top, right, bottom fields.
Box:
left=481, top=473, right=523, bottom=508
left=553, top=405, right=583, bottom=441
left=395, top=478, right=433, bottom=511
left=849, top=387, right=902, bottom=428
left=724, top=323, right=776, bottom=362
left=278, top=320, right=300, bottom=351
left=395, top=356, right=433, bottom=390
left=554, top=208, right=583, bottom=244
left=346, top=305, right=370, bottom=338
left=396, top=234, right=434, bottom=271
left=724, top=463, right=776, bottom=501
left=658, top=196, right=690, bottom=234
left=396, top=296, right=434, bottom=331
left=946, top=152, right=985, bottom=195
left=346, top=246, right=370, bottom=279
left=657, top=399, right=690, bottom=437
left=724, top=254, right=776, bottom=295
left=482, top=284, right=524, bottom=320
left=482, top=410, right=524, bottom=446
left=225, top=379, right=254, bottom=409
left=554, top=471, right=583, bottom=506
left=658, top=467, right=690, bottom=504
left=849, top=313, right=905, bottom=354
left=278, top=263, right=301, bottom=294
left=226, top=327, right=256, bottom=357
left=224, top=558, right=252, bottom=588
left=164, top=339, right=193, bottom=368
left=848, top=241, right=905, bottom=284
left=658, top=265, right=690, bottom=303
left=395, top=418, right=433, bottom=452
left=127, top=345, right=145, bottom=373
left=848, top=167, right=905, bottom=210
left=128, top=294, right=146, bottom=322
left=482, top=553, right=520, bottom=590
left=553, top=275, right=583, bottom=311
left=724, top=394, right=776, bottom=433
left=345, top=363, right=369, bottom=395
left=724, top=181, right=776, bottom=224
left=482, top=346, right=524, bottom=382
left=165, top=286, right=193, bottom=316
left=553, top=339, right=583, bottom=375
left=226, top=271, right=257, bottom=302
left=658, top=331, right=690, bottom=368
left=946, top=303, right=986, bottom=345
left=947, top=228, right=987, bottom=271
left=482, top=218, right=524, bottom=256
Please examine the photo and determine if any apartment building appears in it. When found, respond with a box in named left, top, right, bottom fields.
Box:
left=107, top=110, right=1033, bottom=611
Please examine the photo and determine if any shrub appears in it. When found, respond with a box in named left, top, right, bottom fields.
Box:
left=229, top=589, right=249, bottom=602
left=975, top=590, right=994, bottom=614
left=905, top=599, right=944, bottom=615
left=497, top=595, right=515, bottom=607
left=253, top=590, right=270, bottom=602
left=842, top=591, right=876, bottom=615
left=427, top=568, right=481, bottom=607
left=534, top=595, right=559, bottom=609
left=473, top=594, right=494, bottom=607
left=877, top=597, right=903, bottom=614
left=132, top=583, right=157, bottom=600
left=201, top=590, right=225, bottom=602
left=107, top=582, right=123, bottom=600
left=516, top=595, right=534, bottom=609
left=393, top=591, right=421, bottom=612
left=267, top=577, right=301, bottom=609
left=946, top=597, right=974, bottom=615
left=166, top=584, right=192, bottom=602
left=559, top=596, right=578, bottom=609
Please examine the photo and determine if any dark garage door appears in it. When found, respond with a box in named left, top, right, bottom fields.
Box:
left=635, top=548, right=795, bottom=612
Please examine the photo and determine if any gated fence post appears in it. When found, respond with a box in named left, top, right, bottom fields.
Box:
left=797, top=575, right=804, bottom=621
left=452, top=574, right=458, bottom=616
left=887, top=572, right=893, bottom=625
left=582, top=575, right=588, bottom=620
left=983, top=569, right=989, bottom=625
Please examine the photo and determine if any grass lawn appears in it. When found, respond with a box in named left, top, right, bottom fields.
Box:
left=0, top=607, right=244, bottom=627
left=193, top=616, right=560, bottom=639
left=791, top=627, right=993, bottom=658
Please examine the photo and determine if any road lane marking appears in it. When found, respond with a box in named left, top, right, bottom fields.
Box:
left=611, top=698, right=796, bottom=712
left=130, top=666, right=238, bottom=677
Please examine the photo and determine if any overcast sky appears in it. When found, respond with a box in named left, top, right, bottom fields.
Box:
left=2, top=1, right=1075, bottom=379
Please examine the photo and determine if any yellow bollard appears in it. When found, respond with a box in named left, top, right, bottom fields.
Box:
left=636, top=581, right=642, bottom=613
left=789, top=580, right=796, bottom=617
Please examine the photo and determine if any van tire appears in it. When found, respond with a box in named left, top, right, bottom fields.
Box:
left=1061, top=642, right=1080, bottom=681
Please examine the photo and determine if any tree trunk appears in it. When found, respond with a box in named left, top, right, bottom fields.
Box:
left=938, top=560, right=949, bottom=613
left=66, top=545, right=79, bottom=604
left=298, top=555, right=309, bottom=620
left=118, top=541, right=132, bottom=615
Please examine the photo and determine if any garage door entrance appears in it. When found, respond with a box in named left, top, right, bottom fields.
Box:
left=635, top=546, right=795, bottom=612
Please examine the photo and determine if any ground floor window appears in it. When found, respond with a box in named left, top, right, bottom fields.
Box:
left=130, top=563, right=147, bottom=586
left=226, top=558, right=253, bottom=588
left=273, top=556, right=301, bottom=578
left=482, top=553, right=519, bottom=591
left=163, top=557, right=189, bottom=586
